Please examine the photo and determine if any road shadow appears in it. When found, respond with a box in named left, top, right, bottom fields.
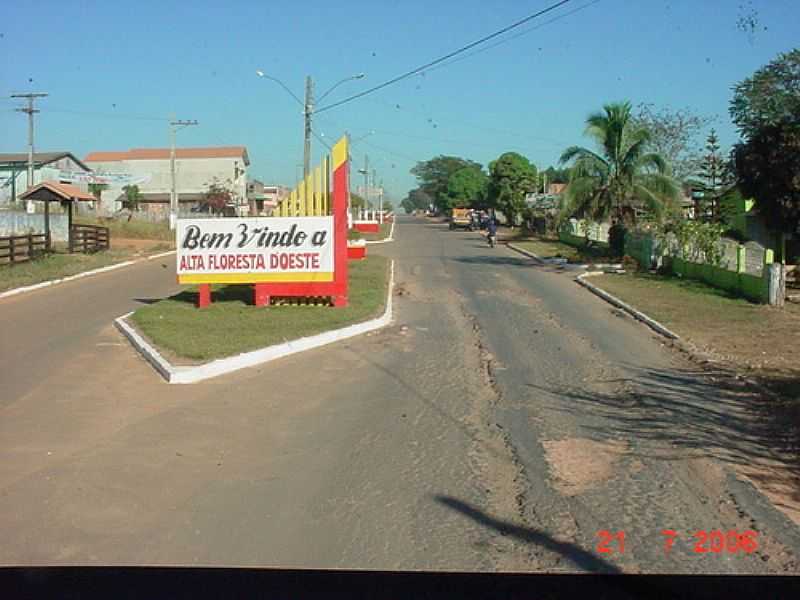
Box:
left=138, top=285, right=256, bottom=306
left=525, top=364, right=800, bottom=512
left=133, top=298, right=161, bottom=305
left=434, top=495, right=621, bottom=574
left=452, top=255, right=538, bottom=268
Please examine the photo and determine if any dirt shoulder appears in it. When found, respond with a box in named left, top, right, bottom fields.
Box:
left=589, top=271, right=800, bottom=528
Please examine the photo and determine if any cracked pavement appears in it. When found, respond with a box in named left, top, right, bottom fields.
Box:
left=0, top=216, right=798, bottom=576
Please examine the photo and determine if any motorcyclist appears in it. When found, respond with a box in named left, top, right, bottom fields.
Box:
left=486, top=217, right=498, bottom=246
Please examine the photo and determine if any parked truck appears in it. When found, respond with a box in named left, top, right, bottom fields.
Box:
left=449, top=208, right=474, bottom=231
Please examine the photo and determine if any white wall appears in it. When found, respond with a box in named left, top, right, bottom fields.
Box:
left=87, top=156, right=248, bottom=215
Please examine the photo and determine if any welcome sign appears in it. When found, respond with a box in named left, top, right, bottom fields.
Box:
left=177, top=217, right=335, bottom=284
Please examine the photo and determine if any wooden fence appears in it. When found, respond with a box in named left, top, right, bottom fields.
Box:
left=69, top=224, right=110, bottom=253
left=0, top=233, right=49, bottom=265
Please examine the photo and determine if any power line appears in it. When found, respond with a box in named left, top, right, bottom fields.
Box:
left=45, top=107, right=167, bottom=121
left=314, top=0, right=572, bottom=114
left=358, top=98, right=567, bottom=148
left=359, top=139, right=419, bottom=164
left=425, top=0, right=601, bottom=74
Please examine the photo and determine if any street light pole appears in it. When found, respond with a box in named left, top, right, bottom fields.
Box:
left=169, top=119, right=198, bottom=230
left=303, top=76, right=314, bottom=181
left=379, top=177, right=384, bottom=224
left=363, top=156, right=370, bottom=216
left=256, top=70, right=364, bottom=188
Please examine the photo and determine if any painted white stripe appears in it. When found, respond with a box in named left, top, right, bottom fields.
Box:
left=116, top=260, right=396, bottom=384
left=146, top=250, right=177, bottom=260
left=365, top=219, right=395, bottom=245
left=0, top=250, right=176, bottom=301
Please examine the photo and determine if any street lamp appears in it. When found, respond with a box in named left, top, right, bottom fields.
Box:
left=256, top=70, right=365, bottom=180
left=316, top=73, right=365, bottom=104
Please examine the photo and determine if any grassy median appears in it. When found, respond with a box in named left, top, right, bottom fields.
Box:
left=129, top=255, right=390, bottom=362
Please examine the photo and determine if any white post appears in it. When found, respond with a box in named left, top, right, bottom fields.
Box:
left=378, top=180, right=384, bottom=224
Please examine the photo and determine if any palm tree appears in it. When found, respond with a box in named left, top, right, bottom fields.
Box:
left=559, top=101, right=680, bottom=224
left=88, top=182, right=108, bottom=215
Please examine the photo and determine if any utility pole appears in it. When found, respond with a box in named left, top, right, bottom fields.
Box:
left=363, top=155, right=370, bottom=214
left=170, top=119, right=198, bottom=230
left=11, top=92, right=48, bottom=212
left=303, top=76, right=314, bottom=182
left=378, top=178, right=384, bottom=224
left=372, top=168, right=377, bottom=218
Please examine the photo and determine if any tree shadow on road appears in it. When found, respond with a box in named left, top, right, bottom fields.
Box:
left=434, top=494, right=621, bottom=574
left=136, top=285, right=256, bottom=306
left=451, top=255, right=539, bottom=268
left=525, top=364, right=800, bottom=516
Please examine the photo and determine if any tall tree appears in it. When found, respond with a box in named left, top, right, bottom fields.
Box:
left=731, top=48, right=800, bottom=248
left=730, top=48, right=800, bottom=140
left=559, top=101, right=680, bottom=224
left=403, top=187, right=433, bottom=213
left=410, top=156, right=482, bottom=212
left=630, top=103, right=714, bottom=184
left=200, top=178, right=234, bottom=216
left=543, top=166, right=570, bottom=185
left=696, top=129, right=729, bottom=221
left=120, top=184, right=142, bottom=221
left=487, top=152, right=537, bottom=226
left=445, top=166, right=488, bottom=209
left=88, top=182, right=108, bottom=214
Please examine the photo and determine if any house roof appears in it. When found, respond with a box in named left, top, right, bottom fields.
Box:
left=0, top=152, right=91, bottom=172
left=19, top=181, right=96, bottom=202
left=84, top=146, right=250, bottom=165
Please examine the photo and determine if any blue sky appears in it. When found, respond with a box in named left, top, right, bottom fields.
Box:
left=1, top=0, right=798, bottom=202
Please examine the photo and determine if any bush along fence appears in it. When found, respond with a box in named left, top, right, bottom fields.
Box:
left=625, top=228, right=782, bottom=305
left=559, top=220, right=784, bottom=305
left=559, top=219, right=610, bottom=248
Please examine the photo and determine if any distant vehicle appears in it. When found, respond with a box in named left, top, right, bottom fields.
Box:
left=449, top=207, right=474, bottom=230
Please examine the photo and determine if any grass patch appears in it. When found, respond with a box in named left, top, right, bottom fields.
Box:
left=511, top=234, right=615, bottom=264
left=590, top=272, right=800, bottom=375
left=129, top=255, right=390, bottom=362
left=0, top=243, right=169, bottom=293
left=80, top=216, right=174, bottom=241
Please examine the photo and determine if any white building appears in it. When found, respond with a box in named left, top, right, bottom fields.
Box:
left=0, top=152, right=93, bottom=210
left=247, top=179, right=289, bottom=215
left=84, top=146, right=250, bottom=217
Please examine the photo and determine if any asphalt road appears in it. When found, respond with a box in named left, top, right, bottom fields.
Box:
left=1, top=216, right=798, bottom=576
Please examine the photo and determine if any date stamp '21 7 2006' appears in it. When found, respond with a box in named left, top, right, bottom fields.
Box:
left=596, top=530, right=759, bottom=556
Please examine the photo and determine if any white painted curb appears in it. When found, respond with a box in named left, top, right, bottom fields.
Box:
left=116, top=260, right=396, bottom=384
left=506, top=242, right=622, bottom=271
left=576, top=272, right=680, bottom=340
left=0, top=250, right=176, bottom=301
left=365, top=220, right=395, bottom=245
left=506, top=242, right=547, bottom=264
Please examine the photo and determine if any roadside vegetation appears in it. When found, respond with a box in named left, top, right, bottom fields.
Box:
left=130, top=255, right=390, bottom=362
left=509, top=235, right=615, bottom=265
left=589, top=271, right=800, bottom=389
left=80, top=215, right=174, bottom=241
left=0, top=240, right=171, bottom=293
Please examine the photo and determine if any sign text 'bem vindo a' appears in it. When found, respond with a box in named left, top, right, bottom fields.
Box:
left=177, top=216, right=334, bottom=284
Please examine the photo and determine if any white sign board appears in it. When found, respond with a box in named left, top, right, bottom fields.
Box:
left=59, top=170, right=152, bottom=186
left=177, top=217, right=334, bottom=284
